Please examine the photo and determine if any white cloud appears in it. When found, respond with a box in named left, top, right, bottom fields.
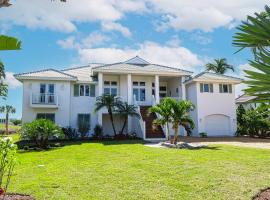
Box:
left=79, top=41, right=203, bottom=70
left=5, top=72, right=22, bottom=89
left=148, top=0, right=268, bottom=32
left=190, top=32, right=212, bottom=45
left=57, top=36, right=79, bottom=49
left=101, top=22, right=132, bottom=37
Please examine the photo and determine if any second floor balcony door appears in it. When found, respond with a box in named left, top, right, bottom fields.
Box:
left=40, top=84, right=55, bottom=104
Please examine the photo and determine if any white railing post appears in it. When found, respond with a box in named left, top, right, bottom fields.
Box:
left=143, top=121, right=146, bottom=140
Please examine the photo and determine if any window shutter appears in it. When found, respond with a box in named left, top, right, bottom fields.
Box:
left=219, top=84, right=222, bottom=93
left=74, top=84, right=79, bottom=97
left=90, top=84, right=96, bottom=97
left=200, top=83, right=203, bottom=93
left=229, top=84, right=232, bottom=93
left=210, top=84, right=213, bottom=93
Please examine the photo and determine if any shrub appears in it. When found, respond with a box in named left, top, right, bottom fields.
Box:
left=62, top=127, right=79, bottom=140
left=78, top=122, right=89, bottom=138
left=10, top=119, right=21, bottom=126
left=20, top=119, right=63, bottom=149
left=0, top=137, right=17, bottom=194
left=93, top=124, right=103, bottom=139
left=199, top=132, right=207, bottom=138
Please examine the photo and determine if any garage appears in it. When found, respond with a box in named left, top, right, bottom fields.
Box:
left=204, top=114, right=231, bottom=136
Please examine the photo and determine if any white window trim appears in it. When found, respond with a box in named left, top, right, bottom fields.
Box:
left=104, top=81, right=118, bottom=96
left=200, top=83, right=213, bottom=93
left=133, top=81, right=146, bottom=102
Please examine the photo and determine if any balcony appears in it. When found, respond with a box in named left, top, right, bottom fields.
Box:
left=30, top=93, right=59, bottom=108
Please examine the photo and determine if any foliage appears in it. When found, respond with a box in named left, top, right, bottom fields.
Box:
left=199, top=132, right=208, bottom=138
left=0, top=137, right=16, bottom=194
left=95, top=94, right=122, bottom=136
left=93, top=124, right=103, bottom=139
left=116, top=102, right=140, bottom=135
left=205, top=58, right=234, bottom=74
left=10, top=119, right=21, bottom=126
left=62, top=127, right=79, bottom=140
left=236, top=105, right=247, bottom=135
left=0, top=35, right=21, bottom=51
left=78, top=122, right=89, bottom=138
left=20, top=119, right=63, bottom=149
left=0, top=105, right=16, bottom=135
left=149, top=97, right=174, bottom=141
left=233, top=5, right=270, bottom=102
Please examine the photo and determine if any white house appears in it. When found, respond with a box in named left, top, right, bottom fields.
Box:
left=14, top=56, right=242, bottom=140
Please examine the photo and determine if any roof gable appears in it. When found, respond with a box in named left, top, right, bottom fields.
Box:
left=123, top=56, right=150, bottom=65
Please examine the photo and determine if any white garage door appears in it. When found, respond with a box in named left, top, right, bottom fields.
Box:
left=204, top=114, right=230, bottom=136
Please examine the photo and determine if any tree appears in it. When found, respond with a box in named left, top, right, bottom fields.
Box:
left=170, top=100, right=195, bottom=144
left=236, top=105, right=247, bottom=136
left=95, top=94, right=122, bottom=136
left=205, top=58, right=234, bottom=74
left=0, top=105, right=15, bottom=134
left=149, top=97, right=174, bottom=141
left=233, top=5, right=270, bottom=102
left=116, top=102, right=140, bottom=135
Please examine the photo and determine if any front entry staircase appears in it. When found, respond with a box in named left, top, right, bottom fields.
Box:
left=140, top=106, right=166, bottom=140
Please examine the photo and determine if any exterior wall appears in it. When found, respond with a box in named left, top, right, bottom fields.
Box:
left=189, top=82, right=237, bottom=136
left=22, top=80, right=71, bottom=127
left=102, top=114, right=126, bottom=135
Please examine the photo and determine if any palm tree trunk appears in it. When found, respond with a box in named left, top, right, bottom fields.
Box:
left=166, top=122, right=171, bottom=143
left=120, top=116, right=128, bottom=135
left=108, top=108, right=117, bottom=136
left=173, top=124, right=179, bottom=145
left=5, top=113, right=8, bottom=135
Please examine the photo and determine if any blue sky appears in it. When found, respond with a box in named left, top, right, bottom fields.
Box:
left=0, top=0, right=268, bottom=118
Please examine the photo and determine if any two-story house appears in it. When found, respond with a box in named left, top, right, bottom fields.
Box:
left=14, top=56, right=242, bottom=140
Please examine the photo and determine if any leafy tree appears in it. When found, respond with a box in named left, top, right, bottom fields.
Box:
left=21, top=119, right=63, bottom=149
left=95, top=94, right=122, bottom=136
left=205, top=58, right=234, bottom=74
left=236, top=105, right=247, bottom=135
left=233, top=5, right=270, bottom=102
left=170, top=99, right=195, bottom=144
left=116, top=102, right=140, bottom=135
left=0, top=105, right=15, bottom=134
left=149, top=97, right=174, bottom=141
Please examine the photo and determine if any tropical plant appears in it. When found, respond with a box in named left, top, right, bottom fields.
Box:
left=62, top=127, right=78, bottom=140
left=20, top=119, right=63, bottom=149
left=93, top=124, right=103, bottom=139
left=149, top=97, right=174, bottom=141
left=236, top=104, right=247, bottom=136
left=233, top=5, right=270, bottom=102
left=0, top=105, right=15, bottom=135
left=10, top=119, right=21, bottom=126
left=116, top=102, right=140, bottom=135
left=95, top=94, right=122, bottom=136
left=0, top=137, right=16, bottom=196
left=170, top=99, right=195, bottom=144
left=205, top=58, right=234, bottom=74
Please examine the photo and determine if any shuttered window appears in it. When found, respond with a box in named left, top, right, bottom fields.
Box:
left=36, top=113, right=55, bottom=122
left=219, top=84, right=232, bottom=93
left=77, top=114, right=90, bottom=129
left=74, top=84, right=96, bottom=97
left=200, top=83, right=213, bottom=93
left=74, top=84, right=79, bottom=96
left=90, top=84, right=95, bottom=97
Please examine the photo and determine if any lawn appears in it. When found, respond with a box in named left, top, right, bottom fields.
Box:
left=10, top=140, right=270, bottom=200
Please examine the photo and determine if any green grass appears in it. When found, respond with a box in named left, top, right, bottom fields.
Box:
left=9, top=140, right=270, bottom=200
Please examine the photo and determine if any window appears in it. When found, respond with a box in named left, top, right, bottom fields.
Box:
left=103, top=81, right=118, bottom=96
left=219, top=84, right=232, bottom=93
left=36, top=113, right=55, bottom=122
left=152, top=83, right=167, bottom=98
left=39, top=84, right=55, bottom=103
left=133, top=81, right=146, bottom=101
left=200, top=83, right=213, bottom=93
left=77, top=114, right=90, bottom=129
left=74, top=84, right=95, bottom=97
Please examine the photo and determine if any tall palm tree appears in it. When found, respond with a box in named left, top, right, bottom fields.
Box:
left=0, top=105, right=16, bottom=134
left=205, top=58, right=234, bottom=74
left=116, top=102, right=140, bottom=135
left=170, top=100, right=195, bottom=144
left=149, top=97, right=174, bottom=142
left=95, top=94, right=122, bottom=136
left=233, top=5, right=270, bottom=102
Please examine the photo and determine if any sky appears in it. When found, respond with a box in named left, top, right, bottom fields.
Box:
left=0, top=0, right=268, bottom=119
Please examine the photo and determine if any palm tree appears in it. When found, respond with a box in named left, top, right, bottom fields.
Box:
left=233, top=5, right=270, bottom=102
left=0, top=105, right=16, bottom=135
left=95, top=94, right=122, bottom=136
left=149, top=97, right=174, bottom=142
left=116, top=102, right=140, bottom=135
left=205, top=58, right=234, bottom=74
left=170, top=100, right=195, bottom=144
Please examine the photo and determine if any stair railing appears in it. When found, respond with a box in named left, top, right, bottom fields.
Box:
left=134, top=94, right=146, bottom=139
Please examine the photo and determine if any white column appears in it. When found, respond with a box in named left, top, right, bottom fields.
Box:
left=181, top=76, right=186, bottom=100
left=98, top=72, right=103, bottom=125
left=127, top=74, right=132, bottom=104
left=155, top=75, right=160, bottom=104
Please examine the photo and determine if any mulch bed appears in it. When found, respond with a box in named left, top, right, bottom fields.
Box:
left=253, top=188, right=270, bottom=200
left=0, top=194, right=35, bottom=200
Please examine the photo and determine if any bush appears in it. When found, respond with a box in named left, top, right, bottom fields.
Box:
left=93, top=124, right=103, bottom=139
left=20, top=119, right=63, bottom=149
left=62, top=127, right=79, bottom=140
left=78, top=122, right=89, bottom=138
left=10, top=119, right=21, bottom=126
left=199, top=132, right=207, bottom=138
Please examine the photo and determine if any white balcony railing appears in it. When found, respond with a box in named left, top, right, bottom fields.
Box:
left=30, top=93, right=58, bottom=107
